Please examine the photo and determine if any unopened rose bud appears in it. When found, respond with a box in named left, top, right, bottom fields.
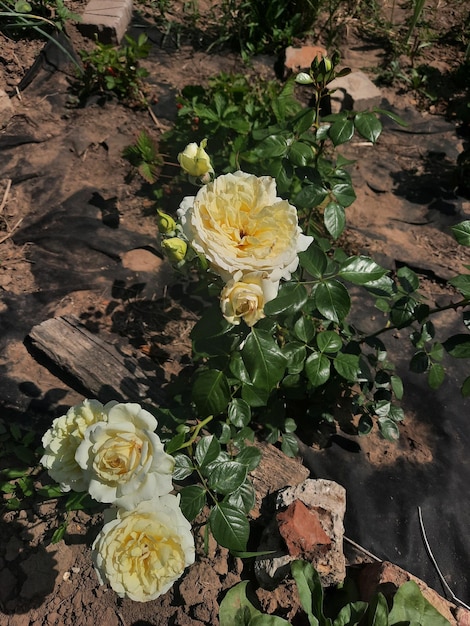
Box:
left=295, top=72, right=314, bottom=85
left=156, top=210, right=176, bottom=235
left=162, top=237, right=187, bottom=264
left=177, top=139, right=213, bottom=178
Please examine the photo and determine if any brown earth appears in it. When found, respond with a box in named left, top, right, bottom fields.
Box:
left=0, top=1, right=469, bottom=625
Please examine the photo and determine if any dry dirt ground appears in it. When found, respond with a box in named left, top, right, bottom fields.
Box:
left=0, top=1, right=469, bottom=625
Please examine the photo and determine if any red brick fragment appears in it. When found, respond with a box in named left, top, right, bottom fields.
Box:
left=277, top=500, right=331, bottom=558
left=284, top=45, right=328, bottom=72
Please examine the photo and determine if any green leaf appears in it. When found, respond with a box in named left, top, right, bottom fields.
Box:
left=390, top=296, right=417, bottom=327
left=428, top=363, right=445, bottom=389
left=241, top=329, right=286, bottom=391
left=334, top=353, right=360, bottom=381
left=192, top=369, right=231, bottom=416
left=208, top=461, right=248, bottom=494
left=317, top=331, right=342, bottom=353
left=255, top=134, right=289, bottom=158
left=388, top=580, right=451, bottom=626
left=449, top=274, right=470, bottom=298
left=461, top=376, right=470, bottom=397
left=219, top=581, right=261, bottom=626
left=294, top=316, right=316, bottom=344
left=373, top=107, right=408, bottom=127
left=291, top=560, right=325, bottom=626
left=366, top=592, right=389, bottom=625
left=241, top=383, right=270, bottom=407
left=315, top=280, right=351, bottom=323
left=390, top=375, right=404, bottom=400
left=305, top=352, right=331, bottom=387
left=397, top=266, right=419, bottom=293
left=172, top=453, right=194, bottom=481
left=236, top=447, right=262, bottom=471
left=294, top=107, right=316, bottom=134
left=251, top=615, right=291, bottom=625
left=195, top=435, right=221, bottom=468
left=324, top=202, right=345, bottom=240
left=180, top=485, right=206, bottom=522
left=354, top=112, right=382, bottom=143
left=289, top=141, right=315, bottom=166
left=228, top=398, right=251, bottom=428
left=338, top=256, right=387, bottom=284
left=333, top=601, right=368, bottom=626
left=451, top=220, right=470, bottom=246
left=443, top=334, right=470, bottom=358
left=299, top=243, right=328, bottom=279
left=329, top=118, right=354, bottom=146
left=410, top=351, right=430, bottom=373
left=225, top=481, right=256, bottom=515
left=331, top=181, right=356, bottom=207
left=15, top=1, right=33, bottom=12
left=378, top=417, right=400, bottom=441
left=209, top=502, right=249, bottom=552
left=281, top=432, right=299, bottom=457
left=283, top=341, right=307, bottom=374
left=264, top=282, right=308, bottom=317
left=295, top=184, right=328, bottom=210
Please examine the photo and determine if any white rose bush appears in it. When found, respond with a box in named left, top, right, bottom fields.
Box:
left=36, top=51, right=470, bottom=602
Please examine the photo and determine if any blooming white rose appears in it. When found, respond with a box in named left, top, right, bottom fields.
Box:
left=41, top=399, right=114, bottom=492
left=177, top=138, right=213, bottom=178
left=92, top=494, right=195, bottom=602
left=220, top=270, right=277, bottom=327
left=75, top=402, right=174, bottom=507
left=177, top=171, right=312, bottom=283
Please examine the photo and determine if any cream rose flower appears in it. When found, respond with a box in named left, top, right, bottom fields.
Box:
left=75, top=402, right=174, bottom=507
left=177, top=171, right=313, bottom=283
left=220, top=270, right=277, bottom=327
left=41, top=399, right=114, bottom=492
left=92, top=494, right=195, bottom=602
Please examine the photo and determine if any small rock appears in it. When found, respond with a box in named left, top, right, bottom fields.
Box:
left=358, top=561, right=460, bottom=625
left=284, top=45, right=327, bottom=74
left=277, top=499, right=331, bottom=558
left=0, top=89, right=14, bottom=129
left=255, top=479, right=346, bottom=589
left=328, top=71, right=382, bottom=113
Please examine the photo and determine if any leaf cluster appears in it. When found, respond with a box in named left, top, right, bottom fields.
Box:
left=122, top=130, right=163, bottom=183
left=72, top=34, right=151, bottom=107
left=219, top=560, right=451, bottom=625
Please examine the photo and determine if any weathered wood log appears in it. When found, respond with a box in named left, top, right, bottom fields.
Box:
left=27, top=315, right=165, bottom=408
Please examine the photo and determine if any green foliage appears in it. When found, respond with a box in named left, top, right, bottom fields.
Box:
left=0, top=0, right=80, bottom=32
left=72, top=34, right=151, bottom=107
left=122, top=130, right=162, bottom=183
left=219, top=561, right=451, bottom=625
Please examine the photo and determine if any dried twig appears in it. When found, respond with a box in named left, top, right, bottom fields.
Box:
left=418, top=506, right=470, bottom=610
left=0, top=217, right=23, bottom=244
left=344, top=535, right=382, bottom=562
left=0, top=179, right=12, bottom=214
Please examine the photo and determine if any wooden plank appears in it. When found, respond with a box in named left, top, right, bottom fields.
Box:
left=27, top=315, right=166, bottom=408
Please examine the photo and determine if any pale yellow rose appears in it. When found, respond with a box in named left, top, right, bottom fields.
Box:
left=41, top=399, right=114, bottom=492
left=220, top=271, right=278, bottom=327
left=177, top=171, right=312, bottom=283
left=177, top=139, right=213, bottom=178
left=75, top=402, right=174, bottom=507
left=92, top=494, right=195, bottom=602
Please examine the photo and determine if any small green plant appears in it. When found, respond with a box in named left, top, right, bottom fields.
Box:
left=219, top=560, right=451, bottom=625
left=122, top=130, right=163, bottom=183
left=73, top=33, right=151, bottom=107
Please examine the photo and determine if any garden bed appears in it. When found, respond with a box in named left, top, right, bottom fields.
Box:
left=0, top=1, right=469, bottom=624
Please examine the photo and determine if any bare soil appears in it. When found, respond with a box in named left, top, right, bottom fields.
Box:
left=0, top=1, right=469, bottom=625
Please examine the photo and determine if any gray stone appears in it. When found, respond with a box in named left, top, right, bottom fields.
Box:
left=0, top=89, right=14, bottom=129
left=254, top=479, right=346, bottom=589
left=329, top=71, right=382, bottom=113
left=79, top=0, right=133, bottom=44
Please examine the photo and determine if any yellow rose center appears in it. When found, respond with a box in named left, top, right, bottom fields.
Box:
left=96, top=434, right=144, bottom=481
